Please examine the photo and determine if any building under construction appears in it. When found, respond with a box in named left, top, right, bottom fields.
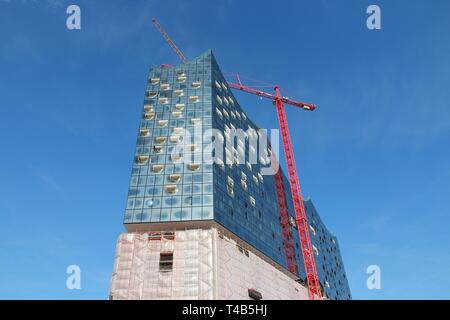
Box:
left=109, top=20, right=351, bottom=300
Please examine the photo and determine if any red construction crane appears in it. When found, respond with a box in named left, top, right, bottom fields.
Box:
left=151, top=18, right=322, bottom=300
left=228, top=76, right=322, bottom=300
left=273, top=156, right=299, bottom=276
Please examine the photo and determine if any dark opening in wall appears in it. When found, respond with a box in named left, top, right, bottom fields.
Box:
left=159, top=252, right=173, bottom=272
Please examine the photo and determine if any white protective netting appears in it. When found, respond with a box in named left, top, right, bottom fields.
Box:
left=215, top=230, right=308, bottom=300
left=109, top=228, right=308, bottom=300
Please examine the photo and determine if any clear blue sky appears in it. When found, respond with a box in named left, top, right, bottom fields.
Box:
left=1, top=0, right=449, bottom=300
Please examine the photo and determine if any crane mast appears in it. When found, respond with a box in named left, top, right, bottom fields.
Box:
left=273, top=157, right=299, bottom=276
left=273, top=86, right=322, bottom=299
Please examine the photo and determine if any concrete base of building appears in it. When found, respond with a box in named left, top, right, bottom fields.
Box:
left=109, top=227, right=309, bottom=300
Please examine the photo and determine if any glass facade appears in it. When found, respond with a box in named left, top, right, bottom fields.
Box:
left=123, top=50, right=351, bottom=299
left=304, top=199, right=351, bottom=299
left=124, top=51, right=214, bottom=224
